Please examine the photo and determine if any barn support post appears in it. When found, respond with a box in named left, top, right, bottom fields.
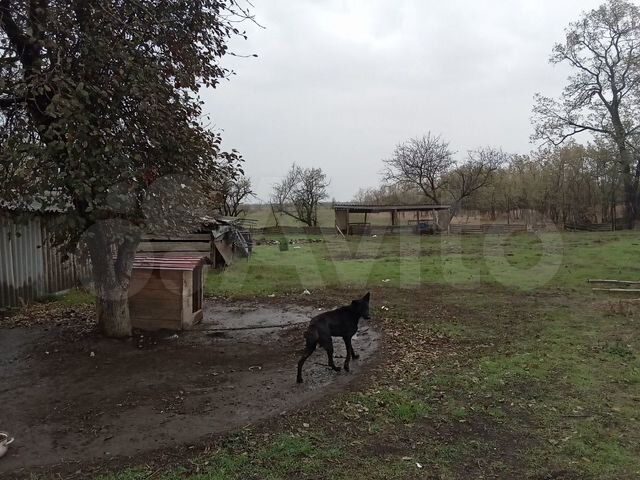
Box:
left=346, top=209, right=350, bottom=236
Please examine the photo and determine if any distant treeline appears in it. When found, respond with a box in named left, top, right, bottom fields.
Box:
left=354, top=141, right=628, bottom=228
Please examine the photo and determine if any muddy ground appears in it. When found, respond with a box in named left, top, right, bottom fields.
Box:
left=0, top=300, right=380, bottom=476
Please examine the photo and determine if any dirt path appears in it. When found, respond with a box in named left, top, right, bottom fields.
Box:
left=0, top=301, right=380, bottom=476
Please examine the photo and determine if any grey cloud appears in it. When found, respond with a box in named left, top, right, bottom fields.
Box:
left=203, top=0, right=604, bottom=201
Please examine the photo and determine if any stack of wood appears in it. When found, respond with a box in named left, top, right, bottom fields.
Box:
left=589, top=279, right=640, bottom=293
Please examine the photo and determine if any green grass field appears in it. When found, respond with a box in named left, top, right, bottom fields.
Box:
left=206, top=231, right=640, bottom=296
left=87, top=232, right=640, bottom=479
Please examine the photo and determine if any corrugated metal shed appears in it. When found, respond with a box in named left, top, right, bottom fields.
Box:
left=0, top=217, right=45, bottom=307
left=0, top=215, right=92, bottom=308
left=333, top=203, right=451, bottom=213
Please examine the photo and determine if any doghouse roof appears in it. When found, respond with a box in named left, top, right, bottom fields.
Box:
left=132, top=255, right=208, bottom=271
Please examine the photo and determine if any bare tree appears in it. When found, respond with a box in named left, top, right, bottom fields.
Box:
left=450, top=147, right=507, bottom=203
left=271, top=164, right=300, bottom=223
left=214, top=175, right=255, bottom=217
left=533, top=0, right=640, bottom=228
left=383, top=133, right=455, bottom=204
left=375, top=137, right=625, bottom=227
left=384, top=134, right=503, bottom=212
left=272, top=164, right=330, bottom=227
left=353, top=184, right=422, bottom=205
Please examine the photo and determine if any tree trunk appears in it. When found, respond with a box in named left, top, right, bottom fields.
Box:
left=490, top=192, right=496, bottom=221
left=614, top=134, right=637, bottom=229
left=623, top=177, right=637, bottom=229
left=95, top=280, right=132, bottom=337
left=619, top=151, right=638, bottom=229
left=86, top=223, right=138, bottom=338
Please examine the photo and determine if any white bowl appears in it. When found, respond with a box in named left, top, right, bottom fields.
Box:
left=0, top=432, right=14, bottom=459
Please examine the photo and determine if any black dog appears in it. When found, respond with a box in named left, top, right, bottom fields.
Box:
left=296, top=292, right=371, bottom=384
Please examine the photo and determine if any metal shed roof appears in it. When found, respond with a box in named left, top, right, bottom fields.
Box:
left=132, top=255, right=208, bottom=271
left=333, top=203, right=450, bottom=213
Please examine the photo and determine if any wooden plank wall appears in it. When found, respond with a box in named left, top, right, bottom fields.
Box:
left=137, top=233, right=211, bottom=256
left=129, top=269, right=183, bottom=330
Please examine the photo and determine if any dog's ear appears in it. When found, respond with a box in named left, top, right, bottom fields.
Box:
left=363, top=292, right=370, bottom=302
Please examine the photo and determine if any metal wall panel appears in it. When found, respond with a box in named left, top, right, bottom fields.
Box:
left=0, top=215, right=92, bottom=307
left=0, top=217, right=45, bottom=307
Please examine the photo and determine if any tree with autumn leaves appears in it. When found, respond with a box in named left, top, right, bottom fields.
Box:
left=0, top=1, right=249, bottom=337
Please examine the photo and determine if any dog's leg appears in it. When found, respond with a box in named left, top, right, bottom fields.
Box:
left=327, top=344, right=341, bottom=372
left=342, top=336, right=352, bottom=372
left=297, top=329, right=318, bottom=384
left=297, top=347, right=315, bottom=383
left=346, top=336, right=359, bottom=360
left=320, top=337, right=341, bottom=372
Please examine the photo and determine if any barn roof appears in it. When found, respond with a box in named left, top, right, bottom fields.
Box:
left=333, top=203, right=450, bottom=213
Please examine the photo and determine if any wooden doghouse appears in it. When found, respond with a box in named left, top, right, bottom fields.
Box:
left=128, top=255, right=207, bottom=331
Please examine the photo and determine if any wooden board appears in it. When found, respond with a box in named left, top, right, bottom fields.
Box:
left=142, top=233, right=210, bottom=241
left=335, top=209, right=349, bottom=232
left=592, top=288, right=640, bottom=293
left=129, top=290, right=182, bottom=304
left=588, top=279, right=640, bottom=285
left=449, top=224, right=527, bottom=235
left=129, top=268, right=183, bottom=330
left=132, top=269, right=183, bottom=280
left=214, top=239, right=234, bottom=266
left=137, top=241, right=210, bottom=253
left=129, top=277, right=182, bottom=295
left=181, top=270, right=194, bottom=329
left=129, top=297, right=181, bottom=319
left=131, top=317, right=182, bottom=331
left=129, top=269, right=183, bottom=295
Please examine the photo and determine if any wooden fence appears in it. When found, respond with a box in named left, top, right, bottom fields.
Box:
left=564, top=223, right=614, bottom=232
left=259, top=226, right=336, bottom=236
left=0, top=215, right=92, bottom=308
left=449, top=224, right=528, bottom=235
left=259, top=224, right=533, bottom=237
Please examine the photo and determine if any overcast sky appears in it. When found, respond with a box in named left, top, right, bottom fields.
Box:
left=203, top=0, right=605, bottom=202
